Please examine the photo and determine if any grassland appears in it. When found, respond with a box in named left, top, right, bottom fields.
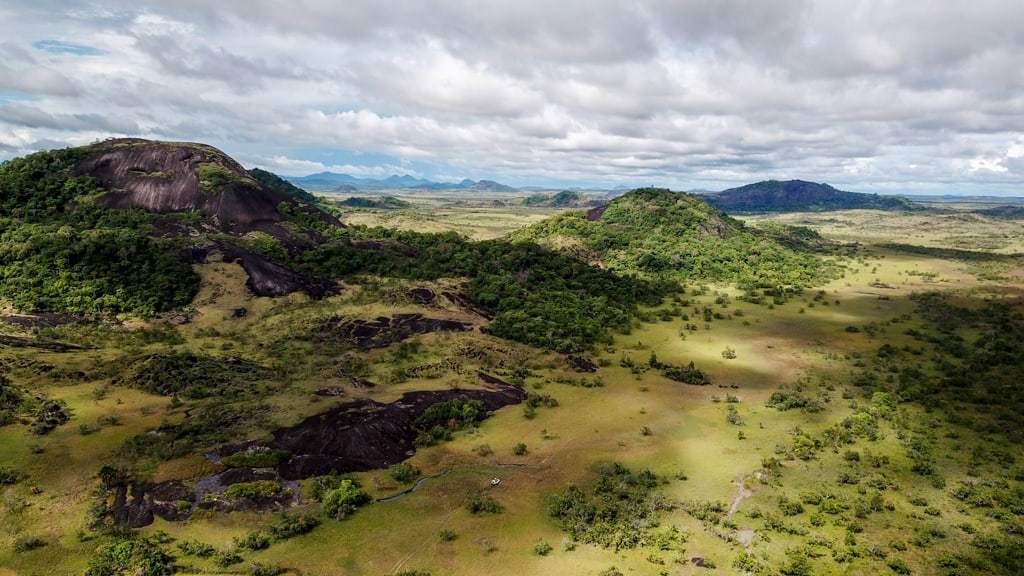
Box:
left=1, top=204, right=1022, bottom=575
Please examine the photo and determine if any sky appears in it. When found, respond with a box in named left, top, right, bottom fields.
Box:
left=1, top=1, right=1023, bottom=194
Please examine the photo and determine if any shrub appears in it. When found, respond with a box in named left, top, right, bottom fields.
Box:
left=234, top=530, right=271, bottom=551
left=439, top=529, right=457, bottom=542
left=0, top=466, right=25, bottom=485
left=534, top=540, right=553, bottom=556
left=222, top=480, right=287, bottom=500
left=268, top=513, right=321, bottom=540
left=221, top=448, right=291, bottom=468
left=466, top=494, right=503, bottom=515
left=216, top=551, right=243, bottom=567
left=85, top=537, right=175, bottom=576
left=250, top=563, right=286, bottom=576
left=659, top=361, right=710, bottom=385
left=548, top=463, right=664, bottom=550
left=13, top=536, right=45, bottom=553
left=389, top=462, right=421, bottom=484
left=322, top=479, right=370, bottom=519
left=177, top=539, right=216, bottom=557
left=513, top=442, right=528, bottom=455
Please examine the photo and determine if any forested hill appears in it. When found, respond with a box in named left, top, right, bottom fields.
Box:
left=707, top=179, right=913, bottom=212
left=0, top=141, right=670, bottom=352
left=510, top=187, right=836, bottom=288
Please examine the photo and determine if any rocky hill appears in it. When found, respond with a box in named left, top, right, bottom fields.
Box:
left=707, top=179, right=913, bottom=212
left=76, top=139, right=334, bottom=233
left=0, top=139, right=342, bottom=316
left=510, top=187, right=833, bottom=287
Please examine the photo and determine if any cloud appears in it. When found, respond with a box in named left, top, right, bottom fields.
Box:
left=0, top=0, right=1021, bottom=193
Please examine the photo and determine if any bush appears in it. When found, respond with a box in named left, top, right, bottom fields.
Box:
left=85, top=537, right=175, bottom=576
left=221, top=447, right=291, bottom=468
left=534, top=540, right=552, bottom=556
left=513, top=442, right=528, bottom=455
left=268, top=513, right=321, bottom=540
left=250, top=563, right=286, bottom=576
left=322, top=479, right=370, bottom=519
left=216, top=551, right=243, bottom=567
left=466, top=494, right=503, bottom=515
left=0, top=466, right=25, bottom=485
left=548, top=463, right=664, bottom=550
left=222, top=480, right=286, bottom=500
left=439, top=529, right=457, bottom=542
left=234, top=530, right=271, bottom=551
left=390, top=462, right=420, bottom=484
left=13, top=536, right=45, bottom=553
left=177, top=539, right=216, bottom=557
left=414, top=396, right=484, bottom=446
left=659, top=361, right=710, bottom=385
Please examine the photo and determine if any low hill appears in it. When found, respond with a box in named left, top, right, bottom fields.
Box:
left=510, top=187, right=833, bottom=287
left=975, top=205, right=1024, bottom=220
left=337, top=196, right=411, bottom=209
left=247, top=167, right=318, bottom=205
left=523, top=190, right=593, bottom=208
left=707, top=180, right=913, bottom=212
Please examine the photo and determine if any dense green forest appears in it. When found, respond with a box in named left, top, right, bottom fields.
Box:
left=0, top=148, right=199, bottom=317
left=296, top=226, right=674, bottom=352
left=247, top=168, right=318, bottom=205
left=511, top=188, right=835, bottom=288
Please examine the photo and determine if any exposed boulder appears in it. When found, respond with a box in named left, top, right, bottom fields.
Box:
left=314, top=313, right=472, bottom=350
left=271, top=374, right=525, bottom=479
left=76, top=138, right=340, bottom=234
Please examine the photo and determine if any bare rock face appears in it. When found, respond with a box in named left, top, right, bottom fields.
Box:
left=271, top=373, right=525, bottom=479
left=220, top=245, right=339, bottom=299
left=585, top=203, right=609, bottom=221
left=76, top=138, right=338, bottom=233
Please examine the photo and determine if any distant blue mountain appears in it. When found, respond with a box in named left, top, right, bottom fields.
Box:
left=285, top=172, right=518, bottom=192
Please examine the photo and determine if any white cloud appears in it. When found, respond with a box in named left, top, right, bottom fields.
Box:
left=0, top=0, right=1021, bottom=193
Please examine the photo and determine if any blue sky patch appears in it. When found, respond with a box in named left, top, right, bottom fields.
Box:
left=0, top=90, right=40, bottom=103
left=33, top=40, right=103, bottom=56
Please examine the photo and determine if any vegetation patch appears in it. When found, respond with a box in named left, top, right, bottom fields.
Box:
left=298, top=227, right=672, bottom=352
left=0, top=148, right=199, bottom=316
left=547, top=462, right=671, bottom=550
left=118, top=352, right=274, bottom=399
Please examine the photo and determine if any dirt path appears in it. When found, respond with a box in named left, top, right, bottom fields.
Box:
left=728, top=475, right=753, bottom=516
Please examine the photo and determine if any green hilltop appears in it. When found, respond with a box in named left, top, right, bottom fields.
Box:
left=510, top=187, right=836, bottom=288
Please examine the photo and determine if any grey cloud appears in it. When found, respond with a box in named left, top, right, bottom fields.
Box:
left=0, top=0, right=1021, bottom=193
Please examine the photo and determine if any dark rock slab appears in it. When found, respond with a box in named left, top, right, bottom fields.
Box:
left=585, top=204, right=609, bottom=221
left=314, top=313, right=472, bottom=350
left=567, top=355, right=599, bottom=373
left=0, top=335, right=87, bottom=352
left=408, top=288, right=436, bottom=304
left=441, top=291, right=495, bottom=320
left=220, top=245, right=338, bottom=299
left=272, top=376, right=525, bottom=480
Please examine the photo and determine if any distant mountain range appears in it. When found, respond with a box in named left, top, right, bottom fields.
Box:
left=705, top=180, right=914, bottom=212
left=285, top=172, right=517, bottom=192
